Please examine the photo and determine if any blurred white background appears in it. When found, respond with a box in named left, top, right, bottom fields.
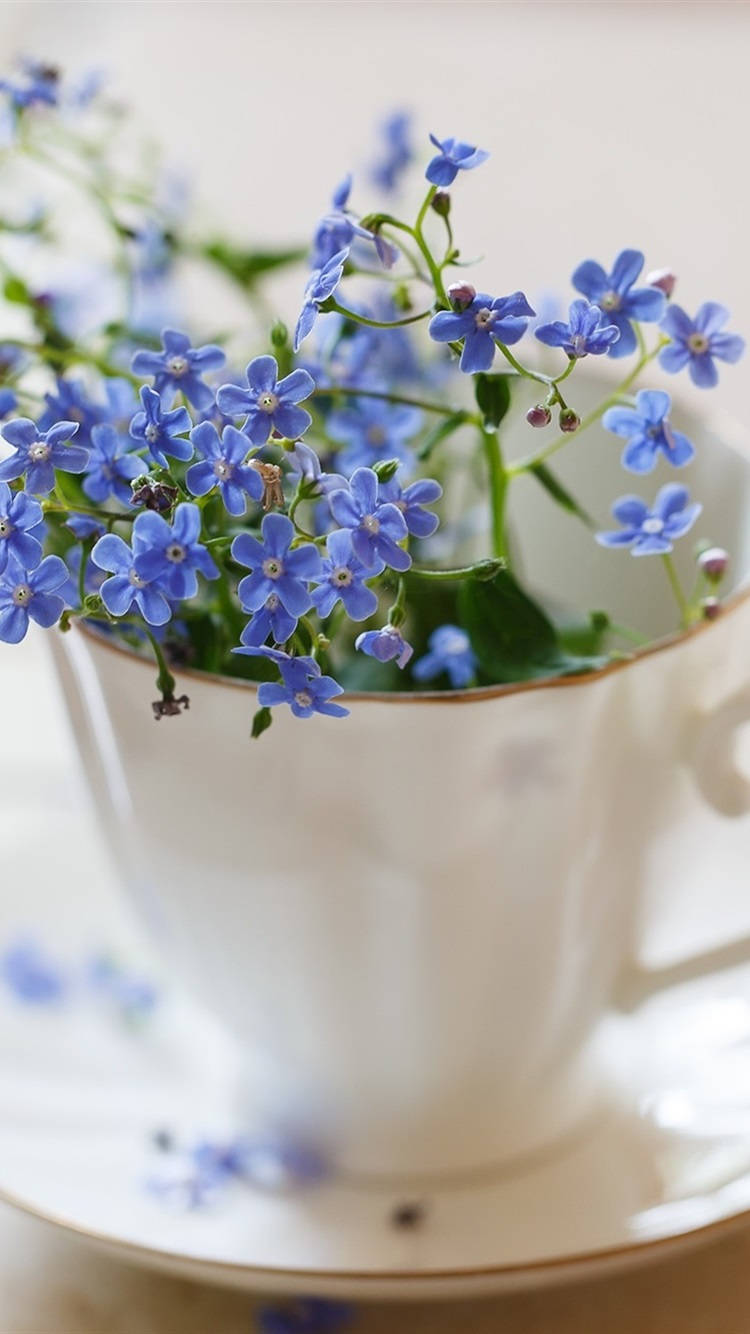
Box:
left=3, top=3, right=750, bottom=1331
left=0, top=1, right=747, bottom=422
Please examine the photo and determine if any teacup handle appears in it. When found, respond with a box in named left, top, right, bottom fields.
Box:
left=616, top=683, right=750, bottom=1011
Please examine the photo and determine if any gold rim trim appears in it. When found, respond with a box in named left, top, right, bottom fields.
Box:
left=75, top=576, right=750, bottom=706
left=1, top=1176, right=749, bottom=1285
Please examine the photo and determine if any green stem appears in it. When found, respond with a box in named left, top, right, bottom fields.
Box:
left=407, top=557, right=505, bottom=582
left=145, top=629, right=176, bottom=700
left=312, top=384, right=475, bottom=420
left=389, top=576, right=408, bottom=627
left=77, top=537, right=93, bottom=607
left=508, top=341, right=667, bottom=475
left=607, top=620, right=650, bottom=646
left=328, top=299, right=432, bottom=331
left=493, top=341, right=551, bottom=388
left=412, top=186, right=448, bottom=304
left=43, top=500, right=134, bottom=523
left=661, top=553, right=690, bottom=627
left=480, top=428, right=509, bottom=561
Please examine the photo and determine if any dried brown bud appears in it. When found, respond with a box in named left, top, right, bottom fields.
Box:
left=131, top=477, right=179, bottom=513
left=251, top=460, right=285, bottom=511
left=152, top=694, right=190, bottom=720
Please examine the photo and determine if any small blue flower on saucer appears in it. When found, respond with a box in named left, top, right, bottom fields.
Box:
left=129, top=385, right=193, bottom=467
left=602, top=390, right=695, bottom=474
left=0, top=553, right=69, bottom=642
left=216, top=356, right=315, bottom=445
left=131, top=328, right=226, bottom=411
left=429, top=291, right=535, bottom=374
left=596, top=484, right=701, bottom=556
left=186, top=421, right=263, bottom=515
left=294, top=249, right=349, bottom=352
left=257, top=1298, right=353, bottom=1334
left=86, top=955, right=158, bottom=1026
left=82, top=423, right=142, bottom=505
left=413, top=625, right=477, bottom=687
left=311, top=528, right=384, bottom=621
left=356, top=623, right=413, bottom=669
left=572, top=249, right=666, bottom=358
left=0, top=481, right=43, bottom=572
left=232, top=513, right=322, bottom=617
left=535, top=299, right=621, bottom=359
left=659, top=303, right=746, bottom=388
left=0, top=417, right=88, bottom=494
left=328, top=467, right=411, bottom=571
left=425, top=133, right=489, bottom=186
left=1, top=938, right=67, bottom=1003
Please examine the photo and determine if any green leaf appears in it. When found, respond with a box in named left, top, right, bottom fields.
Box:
left=251, top=706, right=273, bottom=740
left=528, top=462, right=594, bottom=527
left=201, top=241, right=306, bottom=291
left=417, top=411, right=468, bottom=461
left=474, top=373, right=512, bottom=429
left=4, top=276, right=30, bottom=304
left=458, top=569, right=608, bottom=683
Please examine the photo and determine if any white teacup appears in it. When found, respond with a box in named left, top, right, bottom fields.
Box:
left=50, top=377, right=750, bottom=1180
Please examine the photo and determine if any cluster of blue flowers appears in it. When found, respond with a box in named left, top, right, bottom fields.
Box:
left=0, top=76, right=744, bottom=725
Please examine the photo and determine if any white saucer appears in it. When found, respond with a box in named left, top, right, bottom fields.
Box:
left=4, top=642, right=750, bottom=1299
left=5, top=938, right=750, bottom=1299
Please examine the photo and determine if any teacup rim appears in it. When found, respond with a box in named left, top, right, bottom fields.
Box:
left=74, top=571, right=750, bottom=708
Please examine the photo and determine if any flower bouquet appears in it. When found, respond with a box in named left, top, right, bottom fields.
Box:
left=0, top=63, right=743, bottom=733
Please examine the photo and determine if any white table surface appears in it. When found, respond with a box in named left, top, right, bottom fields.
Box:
left=3, top=1, right=750, bottom=1329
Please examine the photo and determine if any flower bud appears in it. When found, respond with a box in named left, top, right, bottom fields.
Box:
left=697, top=546, right=729, bottom=583
left=646, top=268, right=677, bottom=299
left=559, top=407, right=580, bottom=433
left=447, top=281, right=476, bottom=312
left=271, top=320, right=288, bottom=349
left=431, top=190, right=451, bottom=217
left=701, top=596, right=721, bottom=621
left=373, top=457, right=401, bottom=483
left=526, top=404, right=552, bottom=429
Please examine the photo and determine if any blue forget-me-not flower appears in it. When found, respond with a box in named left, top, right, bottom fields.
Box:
left=659, top=303, right=745, bottom=388
left=596, top=484, right=701, bottom=556
left=602, top=389, right=694, bottom=474
left=571, top=249, right=666, bottom=358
